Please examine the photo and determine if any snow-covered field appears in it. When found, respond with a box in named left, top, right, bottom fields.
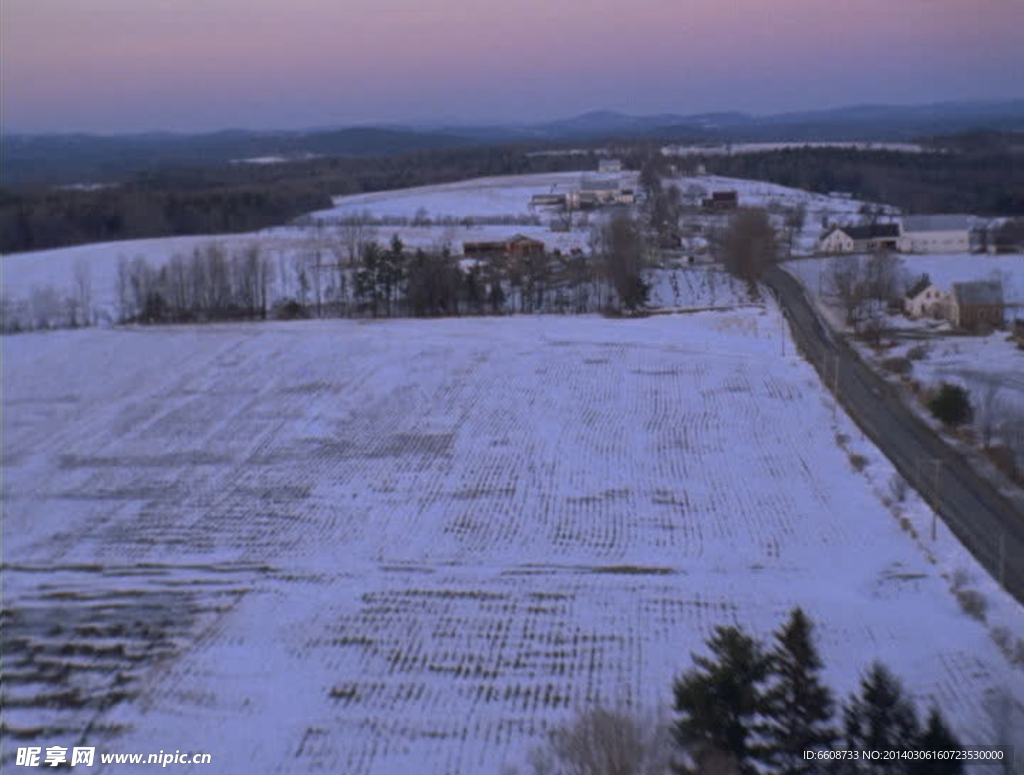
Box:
left=5, top=308, right=1022, bottom=774
left=313, top=172, right=601, bottom=220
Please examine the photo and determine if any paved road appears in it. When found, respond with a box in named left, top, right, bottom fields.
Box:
left=766, top=265, right=1024, bottom=604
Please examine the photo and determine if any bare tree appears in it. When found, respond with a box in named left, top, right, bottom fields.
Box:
left=598, top=213, right=650, bottom=313
left=518, top=706, right=672, bottom=775
left=116, top=256, right=133, bottom=322
left=715, top=208, right=777, bottom=293
left=825, top=255, right=868, bottom=327
left=784, top=204, right=807, bottom=257
left=72, top=259, right=92, bottom=326
left=863, top=250, right=903, bottom=306
left=29, top=285, right=63, bottom=329
left=971, top=373, right=1008, bottom=449
left=337, top=211, right=376, bottom=266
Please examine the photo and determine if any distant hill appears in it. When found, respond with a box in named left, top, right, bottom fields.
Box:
left=526, top=101, right=1024, bottom=141
left=5, top=100, right=1024, bottom=185
left=2, top=127, right=479, bottom=186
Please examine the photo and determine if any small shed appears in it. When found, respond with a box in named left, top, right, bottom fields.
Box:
left=702, top=190, right=738, bottom=211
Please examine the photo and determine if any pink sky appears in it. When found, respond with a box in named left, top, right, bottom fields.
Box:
left=3, top=0, right=1023, bottom=132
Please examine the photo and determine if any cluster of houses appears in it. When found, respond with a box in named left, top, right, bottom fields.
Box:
left=818, top=215, right=1010, bottom=255
left=904, top=276, right=1008, bottom=332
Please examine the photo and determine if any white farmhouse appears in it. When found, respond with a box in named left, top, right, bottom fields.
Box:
left=818, top=223, right=899, bottom=253
left=904, top=276, right=950, bottom=319
left=819, top=227, right=855, bottom=253
left=898, top=215, right=974, bottom=253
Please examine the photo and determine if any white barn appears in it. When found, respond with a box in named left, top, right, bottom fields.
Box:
left=898, top=215, right=974, bottom=253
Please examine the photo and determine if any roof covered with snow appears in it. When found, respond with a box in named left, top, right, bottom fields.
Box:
left=952, top=280, right=1004, bottom=306
left=844, top=223, right=900, bottom=240
left=902, top=215, right=976, bottom=233
left=905, top=275, right=934, bottom=300
left=579, top=177, right=621, bottom=191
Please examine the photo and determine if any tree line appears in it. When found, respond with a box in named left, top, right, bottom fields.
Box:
left=1, top=212, right=656, bottom=332
left=0, top=146, right=596, bottom=254
left=704, top=147, right=1024, bottom=217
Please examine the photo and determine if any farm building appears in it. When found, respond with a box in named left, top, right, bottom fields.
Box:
left=702, top=190, right=738, bottom=211
left=598, top=158, right=623, bottom=173
left=903, top=275, right=950, bottom=319
left=818, top=227, right=855, bottom=253
left=818, top=223, right=899, bottom=253
left=529, top=193, right=566, bottom=208
left=949, top=281, right=1005, bottom=331
left=462, top=234, right=546, bottom=260
left=566, top=178, right=634, bottom=208
left=898, top=215, right=974, bottom=253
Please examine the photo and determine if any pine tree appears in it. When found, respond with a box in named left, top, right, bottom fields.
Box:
left=673, top=625, right=770, bottom=775
left=843, top=662, right=920, bottom=775
left=910, top=708, right=963, bottom=775
left=355, top=242, right=382, bottom=317
left=760, top=608, right=838, bottom=774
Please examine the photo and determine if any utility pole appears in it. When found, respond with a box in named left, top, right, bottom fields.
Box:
left=832, top=354, right=840, bottom=419
left=931, top=458, right=941, bottom=541
left=999, top=531, right=1006, bottom=588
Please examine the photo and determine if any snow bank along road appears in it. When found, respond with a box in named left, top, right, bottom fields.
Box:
left=3, top=312, right=1021, bottom=774
left=768, top=265, right=1024, bottom=603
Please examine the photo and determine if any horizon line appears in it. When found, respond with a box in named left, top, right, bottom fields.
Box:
left=4, top=97, right=1024, bottom=138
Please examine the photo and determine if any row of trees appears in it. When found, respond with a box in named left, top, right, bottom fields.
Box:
left=0, top=184, right=330, bottom=254
left=1, top=145, right=594, bottom=254
left=114, top=243, right=274, bottom=324
left=672, top=609, right=963, bottom=775
left=521, top=609, right=988, bottom=775
left=706, top=146, right=1024, bottom=217
left=0, top=210, right=656, bottom=331
left=0, top=265, right=94, bottom=333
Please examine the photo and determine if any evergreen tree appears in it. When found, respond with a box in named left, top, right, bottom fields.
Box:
left=381, top=234, right=405, bottom=316
left=673, top=625, right=770, bottom=775
left=910, top=708, right=963, bottom=775
left=843, top=662, right=920, bottom=775
left=488, top=280, right=505, bottom=315
left=760, top=608, right=838, bottom=774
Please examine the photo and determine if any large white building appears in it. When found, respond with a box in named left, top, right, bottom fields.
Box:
left=898, top=215, right=974, bottom=253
